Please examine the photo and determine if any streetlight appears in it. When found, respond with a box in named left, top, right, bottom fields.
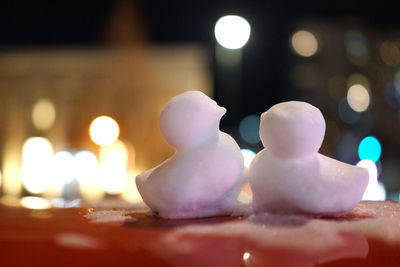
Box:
left=214, top=15, right=251, bottom=128
left=214, top=15, right=251, bottom=49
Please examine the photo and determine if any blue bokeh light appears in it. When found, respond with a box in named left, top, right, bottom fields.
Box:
left=239, top=115, right=260, bottom=144
left=358, top=136, right=382, bottom=162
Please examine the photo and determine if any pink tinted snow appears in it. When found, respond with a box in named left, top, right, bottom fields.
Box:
left=151, top=201, right=400, bottom=267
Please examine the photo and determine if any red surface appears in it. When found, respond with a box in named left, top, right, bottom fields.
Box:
left=0, top=202, right=400, bottom=267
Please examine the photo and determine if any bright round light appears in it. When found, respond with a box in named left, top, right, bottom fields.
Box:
left=347, top=84, right=370, bottom=112
left=74, top=151, right=99, bottom=185
left=291, top=30, right=318, bottom=57
left=356, top=159, right=379, bottom=201
left=240, top=149, right=257, bottom=168
left=22, top=137, right=53, bottom=161
left=32, top=99, right=56, bottom=131
left=89, top=116, right=120, bottom=146
left=21, top=137, right=54, bottom=194
left=214, top=15, right=251, bottom=49
left=358, top=136, right=381, bottom=163
left=20, top=196, right=51, bottom=210
left=52, top=151, right=75, bottom=185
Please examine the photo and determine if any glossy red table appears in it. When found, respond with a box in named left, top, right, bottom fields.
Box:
left=1, top=200, right=399, bottom=266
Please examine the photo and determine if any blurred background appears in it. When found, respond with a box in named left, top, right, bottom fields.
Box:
left=0, top=0, right=398, bottom=208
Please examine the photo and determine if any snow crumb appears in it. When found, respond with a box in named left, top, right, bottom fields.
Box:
left=84, top=210, right=137, bottom=224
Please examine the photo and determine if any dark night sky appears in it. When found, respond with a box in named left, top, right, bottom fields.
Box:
left=1, top=1, right=398, bottom=45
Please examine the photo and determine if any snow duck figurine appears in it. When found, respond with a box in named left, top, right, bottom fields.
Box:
left=136, top=91, right=245, bottom=219
left=249, top=101, right=369, bottom=215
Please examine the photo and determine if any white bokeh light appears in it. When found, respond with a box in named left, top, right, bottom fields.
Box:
left=240, top=149, right=257, bottom=168
left=32, top=99, right=56, bottom=131
left=376, top=182, right=386, bottom=201
left=99, top=140, right=129, bottom=194
left=215, top=15, right=251, bottom=49
left=21, top=137, right=54, bottom=194
left=52, top=151, right=75, bottom=185
left=74, top=150, right=99, bottom=185
left=89, top=116, right=120, bottom=146
left=347, top=84, right=370, bottom=112
left=356, top=159, right=385, bottom=200
left=20, top=196, right=51, bottom=210
left=291, top=30, right=318, bottom=57
left=122, top=172, right=143, bottom=203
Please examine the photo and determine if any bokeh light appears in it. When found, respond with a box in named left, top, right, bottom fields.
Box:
left=75, top=151, right=104, bottom=201
left=32, top=99, right=56, bottom=131
left=99, top=140, right=129, bottom=194
left=363, top=181, right=386, bottom=201
left=89, top=116, right=120, bottom=146
left=99, top=140, right=128, bottom=164
left=239, top=115, right=260, bottom=144
left=74, top=150, right=99, bottom=184
left=122, top=172, right=143, bottom=203
left=79, top=182, right=104, bottom=202
left=356, top=159, right=379, bottom=201
left=51, top=198, right=81, bottom=208
left=347, top=84, right=370, bottom=112
left=214, top=15, right=251, bottom=49
left=2, top=152, right=22, bottom=196
left=240, top=149, right=257, bottom=168
left=20, top=196, right=51, bottom=210
left=52, top=151, right=75, bottom=185
left=99, top=167, right=128, bottom=195
left=291, top=30, right=318, bottom=57
left=0, top=196, right=20, bottom=207
left=358, top=136, right=381, bottom=162
left=376, top=182, right=387, bottom=201
left=21, top=137, right=54, bottom=194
